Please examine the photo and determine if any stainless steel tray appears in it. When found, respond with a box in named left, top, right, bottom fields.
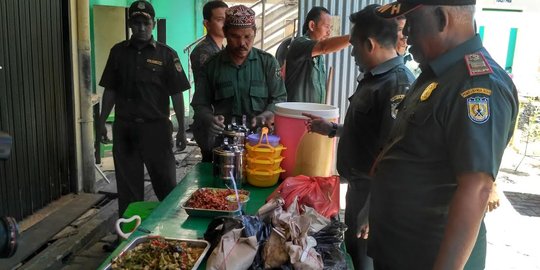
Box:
left=103, top=235, right=210, bottom=270
left=181, top=188, right=250, bottom=218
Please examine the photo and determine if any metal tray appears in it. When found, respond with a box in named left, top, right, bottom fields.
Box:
left=181, top=188, right=250, bottom=218
left=103, top=235, right=210, bottom=270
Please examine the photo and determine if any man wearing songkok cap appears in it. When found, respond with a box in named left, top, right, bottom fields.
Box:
left=285, top=6, right=350, bottom=104
left=191, top=5, right=287, bottom=161
left=98, top=0, right=191, bottom=224
left=368, top=0, right=518, bottom=269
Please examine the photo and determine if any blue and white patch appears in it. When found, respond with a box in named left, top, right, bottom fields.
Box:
left=467, top=96, right=490, bottom=124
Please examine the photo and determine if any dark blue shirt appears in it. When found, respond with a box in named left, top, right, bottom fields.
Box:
left=337, top=56, right=414, bottom=180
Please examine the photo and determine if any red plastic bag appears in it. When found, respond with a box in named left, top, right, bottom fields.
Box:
left=267, top=175, right=340, bottom=218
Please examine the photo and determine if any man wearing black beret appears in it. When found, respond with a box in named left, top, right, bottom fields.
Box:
left=370, top=0, right=519, bottom=269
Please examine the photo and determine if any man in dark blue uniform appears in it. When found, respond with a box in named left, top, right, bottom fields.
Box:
left=98, top=1, right=191, bottom=218
left=304, top=5, right=414, bottom=269
left=190, top=1, right=228, bottom=86
left=371, top=1, right=519, bottom=269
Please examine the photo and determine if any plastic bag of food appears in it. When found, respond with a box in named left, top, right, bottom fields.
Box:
left=267, top=175, right=340, bottom=218
left=206, top=228, right=258, bottom=270
left=312, top=219, right=348, bottom=270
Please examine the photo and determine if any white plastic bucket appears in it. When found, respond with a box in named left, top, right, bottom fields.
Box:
left=274, top=102, right=339, bottom=178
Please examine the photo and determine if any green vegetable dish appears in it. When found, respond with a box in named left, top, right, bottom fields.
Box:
left=111, top=238, right=206, bottom=270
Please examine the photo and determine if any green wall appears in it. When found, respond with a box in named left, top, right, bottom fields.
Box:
left=89, top=0, right=207, bottom=111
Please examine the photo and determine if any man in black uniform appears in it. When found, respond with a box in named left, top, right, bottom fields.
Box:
left=304, top=5, right=414, bottom=270
left=98, top=1, right=191, bottom=218
left=371, top=1, right=519, bottom=269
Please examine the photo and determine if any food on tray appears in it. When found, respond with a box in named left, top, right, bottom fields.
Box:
left=110, top=238, right=205, bottom=270
left=185, top=188, right=249, bottom=211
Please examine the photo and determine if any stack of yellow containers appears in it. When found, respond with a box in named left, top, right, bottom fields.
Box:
left=245, top=127, right=286, bottom=187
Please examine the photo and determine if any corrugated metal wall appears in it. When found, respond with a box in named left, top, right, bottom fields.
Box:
left=0, top=0, right=74, bottom=220
left=298, top=0, right=391, bottom=121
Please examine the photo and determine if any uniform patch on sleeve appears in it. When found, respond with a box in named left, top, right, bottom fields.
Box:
left=390, top=94, right=405, bottom=119
left=174, top=58, right=183, bottom=73
left=276, top=67, right=282, bottom=79
left=467, top=96, right=490, bottom=124
left=464, top=52, right=493, bottom=77
left=420, top=82, right=438, bottom=102
left=461, top=88, right=492, bottom=98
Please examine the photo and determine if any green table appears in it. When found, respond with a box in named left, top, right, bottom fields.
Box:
left=98, top=163, right=276, bottom=269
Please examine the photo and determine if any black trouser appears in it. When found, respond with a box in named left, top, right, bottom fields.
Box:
left=112, top=119, right=176, bottom=217
left=191, top=118, right=214, bottom=162
left=345, top=177, right=373, bottom=270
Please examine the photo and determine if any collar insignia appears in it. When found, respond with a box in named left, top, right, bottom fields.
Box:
left=465, top=52, right=493, bottom=77
left=420, top=82, right=438, bottom=102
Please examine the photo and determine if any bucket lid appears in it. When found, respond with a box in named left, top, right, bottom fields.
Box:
left=247, top=133, right=280, bottom=144
left=275, top=102, right=339, bottom=119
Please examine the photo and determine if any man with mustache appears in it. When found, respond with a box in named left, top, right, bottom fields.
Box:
left=285, top=6, right=350, bottom=104
left=191, top=5, right=287, bottom=156
left=370, top=1, right=519, bottom=269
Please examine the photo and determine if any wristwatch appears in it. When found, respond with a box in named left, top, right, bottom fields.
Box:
left=328, top=122, right=338, bottom=138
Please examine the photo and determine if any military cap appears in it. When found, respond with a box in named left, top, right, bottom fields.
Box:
left=376, top=0, right=476, bottom=18
left=129, top=0, right=155, bottom=20
left=225, top=5, right=256, bottom=27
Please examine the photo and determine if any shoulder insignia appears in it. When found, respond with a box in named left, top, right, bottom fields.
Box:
left=420, top=82, right=438, bottom=102
left=461, top=88, right=492, bottom=98
left=390, top=94, right=406, bottom=119
left=174, top=58, right=183, bottom=73
left=467, top=96, right=490, bottom=124
left=146, top=59, right=163, bottom=66
left=464, top=52, right=493, bottom=77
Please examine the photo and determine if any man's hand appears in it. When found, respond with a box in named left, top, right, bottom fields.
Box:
left=98, top=122, right=111, bottom=144
left=302, top=113, right=332, bottom=136
left=487, top=182, right=500, bottom=212
left=357, top=224, right=369, bottom=240
left=251, top=111, right=274, bottom=128
left=175, top=132, right=187, bottom=151
left=210, top=115, right=225, bottom=134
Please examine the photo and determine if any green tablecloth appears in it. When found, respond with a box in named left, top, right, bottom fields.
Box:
left=98, top=163, right=276, bottom=269
left=98, top=162, right=354, bottom=269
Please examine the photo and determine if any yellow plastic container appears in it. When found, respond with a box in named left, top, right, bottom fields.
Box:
left=246, top=143, right=286, bottom=159
left=245, top=127, right=286, bottom=159
left=246, top=167, right=285, bottom=187
left=246, top=155, right=284, bottom=171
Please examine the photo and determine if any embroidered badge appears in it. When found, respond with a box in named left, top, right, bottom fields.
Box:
left=137, top=2, right=146, bottom=9
left=174, top=58, right=183, bottom=73
left=467, top=96, right=490, bottom=124
left=146, top=59, right=163, bottom=66
left=461, top=88, right=492, bottom=98
left=390, top=94, right=405, bottom=119
left=464, top=52, right=493, bottom=77
left=420, top=82, right=438, bottom=102
left=377, top=3, right=402, bottom=16
left=275, top=68, right=282, bottom=79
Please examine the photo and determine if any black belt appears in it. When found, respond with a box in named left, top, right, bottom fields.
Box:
left=116, top=116, right=167, bottom=123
